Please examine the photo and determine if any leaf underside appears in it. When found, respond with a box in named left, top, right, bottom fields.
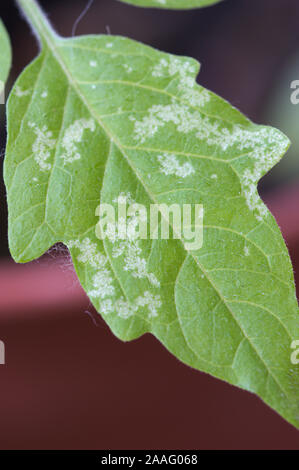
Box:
left=4, top=13, right=299, bottom=428
left=0, top=19, right=12, bottom=99
left=118, top=0, right=222, bottom=9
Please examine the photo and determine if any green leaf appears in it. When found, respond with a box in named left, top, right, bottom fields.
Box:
left=117, top=0, right=222, bottom=9
left=6, top=0, right=299, bottom=428
left=0, top=19, right=12, bottom=102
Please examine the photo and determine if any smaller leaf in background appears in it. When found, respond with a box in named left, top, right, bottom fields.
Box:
left=0, top=19, right=12, bottom=104
left=118, top=0, right=223, bottom=9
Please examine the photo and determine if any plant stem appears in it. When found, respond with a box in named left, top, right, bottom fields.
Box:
left=16, top=0, right=57, bottom=44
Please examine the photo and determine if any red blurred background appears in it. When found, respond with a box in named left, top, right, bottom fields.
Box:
left=0, top=0, right=299, bottom=449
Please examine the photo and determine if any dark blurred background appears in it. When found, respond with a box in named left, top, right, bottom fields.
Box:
left=0, top=0, right=299, bottom=450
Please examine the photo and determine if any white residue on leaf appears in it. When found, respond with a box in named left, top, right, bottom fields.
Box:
left=123, top=64, right=133, bottom=73
left=131, top=100, right=217, bottom=144
left=41, top=90, right=48, bottom=98
left=152, top=56, right=210, bottom=107
left=132, top=98, right=288, bottom=219
left=239, top=127, right=288, bottom=220
left=59, top=118, right=96, bottom=164
left=28, top=122, right=56, bottom=172
left=69, top=238, right=117, bottom=315
left=89, top=60, right=97, bottom=67
left=110, top=193, right=160, bottom=288
left=69, top=237, right=161, bottom=321
left=14, top=86, right=30, bottom=97
left=135, top=291, right=162, bottom=318
left=115, top=292, right=161, bottom=320
left=158, top=153, right=195, bottom=178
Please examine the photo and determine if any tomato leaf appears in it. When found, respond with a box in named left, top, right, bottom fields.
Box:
left=6, top=0, right=299, bottom=428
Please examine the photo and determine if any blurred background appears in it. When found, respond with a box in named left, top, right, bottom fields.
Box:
left=0, top=0, right=299, bottom=450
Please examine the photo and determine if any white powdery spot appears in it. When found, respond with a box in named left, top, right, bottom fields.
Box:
left=114, top=298, right=134, bottom=319
left=238, top=127, right=288, bottom=219
left=244, top=245, right=250, bottom=257
left=41, top=90, right=48, bottom=98
left=60, top=118, right=96, bottom=164
left=89, top=60, right=97, bottom=67
left=99, top=299, right=114, bottom=316
left=123, top=64, right=133, bottom=73
left=152, top=56, right=210, bottom=107
left=29, top=122, right=56, bottom=172
left=115, top=291, right=161, bottom=320
left=211, top=174, right=218, bottom=180
left=131, top=100, right=216, bottom=144
left=69, top=237, right=161, bottom=321
left=15, top=86, right=30, bottom=97
left=89, top=270, right=115, bottom=299
left=111, top=193, right=160, bottom=288
left=158, top=153, right=194, bottom=178
left=135, top=291, right=162, bottom=318
left=120, top=241, right=160, bottom=287
left=132, top=95, right=284, bottom=155
left=68, top=238, right=115, bottom=302
left=106, top=42, right=113, bottom=48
